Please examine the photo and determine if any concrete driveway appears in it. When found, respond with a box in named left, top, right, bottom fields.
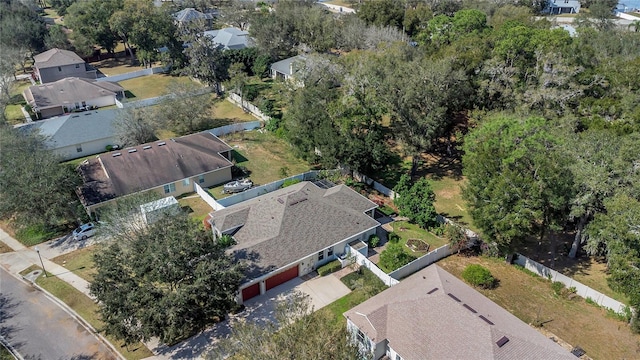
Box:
left=147, top=274, right=351, bottom=359
left=35, top=233, right=106, bottom=260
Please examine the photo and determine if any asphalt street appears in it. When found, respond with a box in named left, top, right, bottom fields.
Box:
left=0, top=267, right=116, bottom=360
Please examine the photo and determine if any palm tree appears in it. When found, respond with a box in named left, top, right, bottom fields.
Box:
left=629, top=20, right=640, bottom=32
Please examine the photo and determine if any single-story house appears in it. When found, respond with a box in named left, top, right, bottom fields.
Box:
left=545, top=0, right=580, bottom=14
left=345, top=265, right=576, bottom=360
left=173, top=7, right=215, bottom=29
left=203, top=27, right=254, bottom=50
left=76, top=131, right=234, bottom=214
left=270, top=55, right=307, bottom=83
left=207, top=181, right=380, bottom=303
left=33, top=48, right=97, bottom=84
left=23, top=77, right=124, bottom=119
left=16, top=109, right=119, bottom=161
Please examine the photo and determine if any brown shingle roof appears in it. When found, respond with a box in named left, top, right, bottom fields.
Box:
left=209, top=181, right=379, bottom=278
left=77, top=132, right=233, bottom=207
left=33, top=48, right=85, bottom=68
left=24, top=78, right=123, bottom=110
left=344, top=265, right=576, bottom=360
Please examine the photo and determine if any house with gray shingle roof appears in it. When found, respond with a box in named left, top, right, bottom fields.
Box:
left=23, top=77, right=124, bottom=119
left=207, top=181, right=379, bottom=303
left=545, top=0, right=580, bottom=14
left=203, top=27, right=254, bottom=50
left=270, top=55, right=307, bottom=83
left=345, top=265, right=576, bottom=360
left=33, top=48, right=97, bottom=84
left=173, top=7, right=215, bottom=29
left=17, top=109, right=119, bottom=161
left=76, top=131, right=234, bottom=214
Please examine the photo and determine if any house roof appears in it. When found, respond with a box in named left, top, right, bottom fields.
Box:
left=203, top=27, right=253, bottom=50
left=345, top=265, right=576, bottom=360
left=17, top=109, right=118, bottom=150
left=173, top=7, right=214, bottom=22
left=23, top=78, right=123, bottom=111
left=33, top=48, right=85, bottom=68
left=548, top=0, right=580, bottom=8
left=209, top=181, right=379, bottom=278
left=77, top=132, right=233, bottom=207
left=270, top=55, right=307, bottom=77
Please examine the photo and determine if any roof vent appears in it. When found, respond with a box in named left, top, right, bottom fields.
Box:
left=463, top=304, right=477, bottom=313
left=128, top=149, right=137, bottom=153
left=479, top=315, right=494, bottom=325
left=496, top=336, right=509, bottom=347
left=112, top=152, right=121, bottom=157
left=143, top=145, right=152, bottom=150
left=447, top=293, right=461, bottom=302
left=427, top=287, right=439, bottom=295
left=157, top=141, right=166, bottom=146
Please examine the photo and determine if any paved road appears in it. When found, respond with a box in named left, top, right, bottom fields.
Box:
left=0, top=268, right=116, bottom=360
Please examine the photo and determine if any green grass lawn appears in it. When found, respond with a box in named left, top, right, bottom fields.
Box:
left=118, top=75, right=201, bottom=100
left=4, top=79, right=31, bottom=125
left=0, top=345, right=11, bottom=360
left=390, top=220, right=449, bottom=252
left=178, top=195, right=213, bottom=223
left=430, top=177, right=478, bottom=233
left=51, top=246, right=97, bottom=282
left=94, top=58, right=145, bottom=76
left=4, top=104, right=24, bottom=125
left=33, top=272, right=153, bottom=360
left=212, top=99, right=258, bottom=122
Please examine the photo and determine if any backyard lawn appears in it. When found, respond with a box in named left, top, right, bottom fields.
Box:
left=51, top=246, right=97, bottom=282
left=438, top=255, right=640, bottom=360
left=211, top=99, right=258, bottom=122
left=178, top=195, right=213, bottom=223
left=388, top=220, right=448, bottom=255
left=118, top=74, right=201, bottom=100
left=210, top=130, right=311, bottom=198
left=4, top=79, right=32, bottom=126
left=94, top=58, right=144, bottom=76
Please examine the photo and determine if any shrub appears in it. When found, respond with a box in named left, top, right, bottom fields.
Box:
left=378, top=205, right=396, bottom=216
left=551, top=281, right=565, bottom=295
left=388, top=232, right=400, bottom=243
left=106, top=145, right=114, bottom=151
left=379, top=243, right=416, bottom=272
left=432, top=223, right=446, bottom=236
left=462, top=264, right=496, bottom=289
left=282, top=178, right=301, bottom=188
left=318, top=260, right=341, bottom=276
left=218, top=234, right=236, bottom=248
left=369, top=235, right=380, bottom=248
left=15, top=223, right=56, bottom=246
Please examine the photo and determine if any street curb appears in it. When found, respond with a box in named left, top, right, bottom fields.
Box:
left=11, top=271, right=126, bottom=360
left=0, top=333, right=24, bottom=360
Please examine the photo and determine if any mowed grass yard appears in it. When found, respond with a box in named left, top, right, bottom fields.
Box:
left=118, top=74, right=201, bottom=100
left=210, top=130, right=311, bottom=198
left=4, top=79, right=32, bottom=126
left=438, top=255, right=640, bottom=360
left=51, top=246, right=97, bottom=282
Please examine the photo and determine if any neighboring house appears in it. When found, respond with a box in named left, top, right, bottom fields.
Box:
left=345, top=265, right=576, bottom=360
left=76, top=132, right=234, bottom=214
left=270, top=55, right=307, bottom=83
left=207, top=181, right=380, bottom=303
left=173, top=7, right=215, bottom=29
left=16, top=109, right=119, bottom=161
left=203, top=27, right=254, bottom=50
left=545, top=0, right=580, bottom=14
left=33, top=48, right=97, bottom=84
left=23, top=77, right=124, bottom=119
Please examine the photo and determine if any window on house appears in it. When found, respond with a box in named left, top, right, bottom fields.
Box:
left=357, top=329, right=365, bottom=343
left=57, top=66, right=62, bottom=71
left=76, top=144, right=82, bottom=153
left=164, top=183, right=176, bottom=194
left=318, top=250, right=324, bottom=261
left=327, top=247, right=333, bottom=257
left=198, top=175, right=205, bottom=183
left=183, top=178, right=190, bottom=186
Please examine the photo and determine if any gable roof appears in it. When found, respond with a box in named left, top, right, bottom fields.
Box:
left=345, top=265, right=576, bottom=360
left=209, top=181, right=379, bottom=279
left=203, top=27, right=253, bottom=50
left=173, top=7, right=214, bottom=22
left=77, top=132, right=233, bottom=207
left=24, top=78, right=123, bottom=111
left=17, top=109, right=117, bottom=149
left=270, top=55, right=307, bottom=77
left=547, top=0, right=580, bottom=9
left=33, top=48, right=85, bottom=68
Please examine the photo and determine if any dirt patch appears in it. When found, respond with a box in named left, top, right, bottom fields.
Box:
left=435, top=188, right=457, bottom=199
left=406, top=239, right=430, bottom=252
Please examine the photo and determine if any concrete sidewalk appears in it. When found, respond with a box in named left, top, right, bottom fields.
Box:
left=0, top=228, right=93, bottom=298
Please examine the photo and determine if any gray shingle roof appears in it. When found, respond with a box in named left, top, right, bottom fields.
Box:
left=345, top=265, right=576, bottom=360
left=203, top=27, right=253, bottom=50
left=24, top=78, right=123, bottom=111
left=209, top=181, right=379, bottom=278
left=270, top=55, right=307, bottom=77
left=17, top=109, right=117, bottom=149
left=77, top=132, right=233, bottom=206
left=173, top=7, right=213, bottom=22
left=33, top=48, right=85, bottom=68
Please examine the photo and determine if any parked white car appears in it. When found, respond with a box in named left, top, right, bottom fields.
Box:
left=72, top=223, right=96, bottom=240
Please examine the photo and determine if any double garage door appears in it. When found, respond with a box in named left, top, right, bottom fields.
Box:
left=241, top=265, right=299, bottom=302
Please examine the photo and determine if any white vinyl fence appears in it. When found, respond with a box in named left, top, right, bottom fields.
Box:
left=514, top=254, right=629, bottom=315
left=117, top=87, right=214, bottom=109
left=615, top=11, right=640, bottom=20
left=209, top=121, right=262, bottom=137
left=389, top=244, right=453, bottom=280
left=226, top=93, right=271, bottom=121
left=96, top=65, right=169, bottom=83
left=217, top=171, right=319, bottom=207
left=350, top=245, right=399, bottom=287
left=194, top=183, right=225, bottom=211
left=352, top=170, right=396, bottom=198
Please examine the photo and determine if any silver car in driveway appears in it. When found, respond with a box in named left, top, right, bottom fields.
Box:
left=72, top=223, right=96, bottom=240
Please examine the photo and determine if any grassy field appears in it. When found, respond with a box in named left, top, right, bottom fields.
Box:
left=388, top=220, right=448, bottom=255
left=438, top=255, right=640, bottom=360
left=94, top=58, right=144, bottom=76
left=0, top=345, right=11, bottom=360
left=118, top=75, right=201, bottom=100
left=211, top=99, right=258, bottom=122
left=178, top=195, right=212, bottom=223
left=33, top=272, right=153, bottom=360
left=4, top=79, right=32, bottom=125
left=210, top=130, right=311, bottom=198
left=51, top=246, right=97, bottom=282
